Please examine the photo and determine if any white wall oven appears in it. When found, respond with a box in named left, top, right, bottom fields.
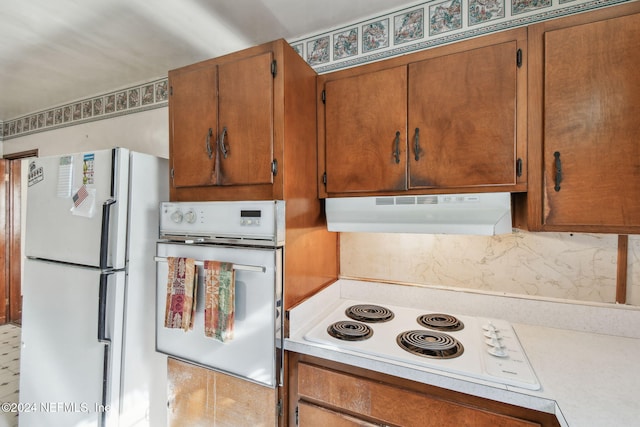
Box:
left=155, top=201, right=284, bottom=388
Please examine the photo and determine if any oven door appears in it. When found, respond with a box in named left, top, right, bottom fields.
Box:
left=155, top=242, right=282, bottom=388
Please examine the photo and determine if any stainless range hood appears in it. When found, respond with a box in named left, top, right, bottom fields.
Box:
left=325, top=192, right=513, bottom=236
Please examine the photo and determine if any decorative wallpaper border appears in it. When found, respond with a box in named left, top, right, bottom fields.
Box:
left=0, top=0, right=634, bottom=142
left=289, top=0, right=633, bottom=74
left=1, top=78, right=168, bottom=142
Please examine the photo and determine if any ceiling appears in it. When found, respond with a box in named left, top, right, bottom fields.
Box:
left=0, top=0, right=416, bottom=121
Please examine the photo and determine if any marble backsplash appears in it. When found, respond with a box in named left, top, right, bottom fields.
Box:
left=340, top=231, right=640, bottom=306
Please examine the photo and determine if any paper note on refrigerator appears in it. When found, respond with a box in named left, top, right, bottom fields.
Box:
left=83, top=153, right=95, bottom=185
left=57, top=156, right=73, bottom=198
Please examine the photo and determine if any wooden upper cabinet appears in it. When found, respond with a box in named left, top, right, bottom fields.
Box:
left=318, top=28, right=527, bottom=198
left=217, top=52, right=274, bottom=186
left=169, top=65, right=218, bottom=188
left=169, top=39, right=318, bottom=202
left=408, top=41, right=519, bottom=189
left=527, top=2, right=640, bottom=232
left=169, top=52, right=274, bottom=191
left=324, top=66, right=408, bottom=193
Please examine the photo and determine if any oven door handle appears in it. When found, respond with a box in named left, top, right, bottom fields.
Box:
left=154, top=256, right=266, bottom=273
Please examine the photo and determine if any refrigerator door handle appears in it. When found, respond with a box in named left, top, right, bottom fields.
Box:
left=98, top=272, right=112, bottom=343
left=98, top=273, right=112, bottom=426
left=99, top=198, right=116, bottom=270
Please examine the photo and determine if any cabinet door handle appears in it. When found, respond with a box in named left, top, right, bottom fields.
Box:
left=413, top=128, right=421, bottom=161
left=393, top=131, right=401, bottom=164
left=206, top=128, right=213, bottom=159
left=219, top=127, right=229, bottom=159
left=554, top=151, right=563, bottom=192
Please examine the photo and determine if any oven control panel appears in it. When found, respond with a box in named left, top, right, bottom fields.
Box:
left=159, top=201, right=285, bottom=246
left=239, top=209, right=262, bottom=226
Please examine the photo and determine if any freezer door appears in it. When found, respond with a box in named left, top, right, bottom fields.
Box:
left=20, top=259, right=125, bottom=427
left=25, top=148, right=129, bottom=268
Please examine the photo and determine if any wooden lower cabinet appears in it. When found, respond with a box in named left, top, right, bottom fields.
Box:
left=288, top=354, right=559, bottom=427
left=167, top=357, right=278, bottom=427
left=298, top=401, right=379, bottom=427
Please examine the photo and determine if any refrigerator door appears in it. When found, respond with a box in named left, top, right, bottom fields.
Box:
left=25, top=148, right=129, bottom=269
left=119, top=152, right=169, bottom=427
left=19, top=259, right=125, bottom=427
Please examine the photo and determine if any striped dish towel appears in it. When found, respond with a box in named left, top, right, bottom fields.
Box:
left=204, top=261, right=235, bottom=342
left=164, top=257, right=196, bottom=331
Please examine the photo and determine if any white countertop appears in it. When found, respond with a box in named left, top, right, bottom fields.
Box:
left=285, top=279, right=640, bottom=427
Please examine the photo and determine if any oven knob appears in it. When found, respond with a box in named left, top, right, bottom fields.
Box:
left=184, top=209, right=197, bottom=224
left=170, top=210, right=183, bottom=223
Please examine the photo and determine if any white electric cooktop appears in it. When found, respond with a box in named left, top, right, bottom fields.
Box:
left=304, top=300, right=541, bottom=390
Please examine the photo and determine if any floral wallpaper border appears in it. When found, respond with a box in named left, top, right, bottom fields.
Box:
left=1, top=78, right=168, bottom=141
left=0, top=0, right=634, bottom=142
left=290, top=0, right=632, bottom=73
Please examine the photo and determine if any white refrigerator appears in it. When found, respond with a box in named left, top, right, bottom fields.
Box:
left=20, top=148, right=168, bottom=427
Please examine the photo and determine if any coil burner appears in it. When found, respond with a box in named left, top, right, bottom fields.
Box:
left=417, top=313, right=464, bottom=332
left=327, top=321, right=373, bottom=341
left=345, top=304, right=395, bottom=323
left=396, top=330, right=464, bottom=359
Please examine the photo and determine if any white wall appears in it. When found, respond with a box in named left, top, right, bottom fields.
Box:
left=2, top=107, right=168, bottom=158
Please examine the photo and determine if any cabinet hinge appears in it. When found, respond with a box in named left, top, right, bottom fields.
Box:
left=276, top=399, right=283, bottom=417
left=169, top=86, right=173, bottom=96
left=321, top=89, right=326, bottom=104
left=516, top=48, right=523, bottom=68
left=271, top=159, right=278, bottom=176
left=295, top=405, right=299, bottom=426
left=322, top=172, right=327, bottom=186
left=516, top=158, right=523, bottom=177
left=271, top=60, right=277, bottom=78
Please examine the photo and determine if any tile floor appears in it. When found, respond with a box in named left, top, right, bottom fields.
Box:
left=0, top=324, right=20, bottom=427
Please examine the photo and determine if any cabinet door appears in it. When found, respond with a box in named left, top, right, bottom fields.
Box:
left=408, top=42, right=517, bottom=189
left=324, top=66, right=408, bottom=193
left=540, top=12, right=640, bottom=228
left=296, top=362, right=544, bottom=427
left=217, top=52, right=274, bottom=186
left=169, top=65, right=218, bottom=188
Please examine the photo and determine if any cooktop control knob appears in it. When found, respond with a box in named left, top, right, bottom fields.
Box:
left=485, top=337, right=502, bottom=347
left=170, top=210, right=183, bottom=223
left=184, top=209, right=197, bottom=224
left=487, top=346, right=508, bottom=358
left=482, top=322, right=497, bottom=333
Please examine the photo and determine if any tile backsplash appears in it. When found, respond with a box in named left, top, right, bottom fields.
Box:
left=340, top=231, right=640, bottom=306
